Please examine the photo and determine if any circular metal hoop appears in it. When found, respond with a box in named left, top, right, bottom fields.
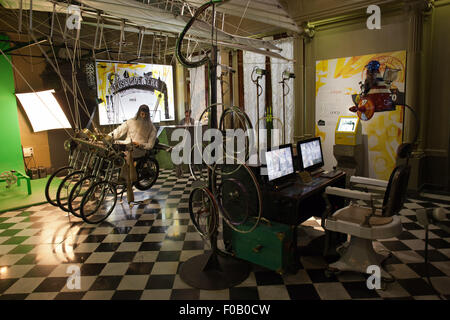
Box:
left=215, top=164, right=263, bottom=234
left=80, top=180, right=117, bottom=224
left=188, top=186, right=219, bottom=240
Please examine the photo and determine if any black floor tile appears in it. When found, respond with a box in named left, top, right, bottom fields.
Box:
left=33, top=277, right=67, bottom=292
left=379, top=241, right=411, bottom=251
left=111, top=290, right=143, bottom=300
left=109, top=252, right=136, bottom=263
left=417, top=202, right=441, bottom=208
left=229, top=287, right=259, bottom=300
left=427, top=238, right=450, bottom=249
left=383, top=296, right=414, bottom=300
left=112, top=227, right=133, bottom=234
left=165, top=233, right=186, bottom=241
left=54, top=292, right=86, bottom=300
left=156, top=251, right=181, bottom=262
left=396, top=278, right=437, bottom=296
left=149, top=226, right=169, bottom=233
left=183, top=241, right=205, bottom=250
left=382, top=254, right=403, bottom=265
left=139, top=242, right=163, bottom=251
left=145, top=275, right=175, bottom=290
left=402, top=223, right=425, bottom=231
left=416, top=250, right=449, bottom=262
left=96, top=243, right=122, bottom=252
left=0, top=294, right=28, bottom=300
left=124, top=234, right=147, bottom=242
left=406, top=263, right=446, bottom=277
left=396, top=231, right=419, bottom=240
left=24, top=265, right=57, bottom=277
left=83, top=235, right=107, bottom=243
left=254, top=271, right=284, bottom=286
left=0, top=278, right=18, bottom=294
left=306, top=269, right=339, bottom=283
left=430, top=229, right=450, bottom=238
left=286, top=284, right=320, bottom=300
left=126, top=262, right=154, bottom=275
left=341, top=281, right=381, bottom=299
left=89, top=276, right=123, bottom=291
left=170, top=288, right=200, bottom=300
left=80, top=263, right=106, bottom=276
left=144, top=208, right=160, bottom=214
left=134, top=220, right=154, bottom=226
left=66, top=253, right=91, bottom=264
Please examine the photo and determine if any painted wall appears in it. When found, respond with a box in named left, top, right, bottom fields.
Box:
left=291, top=1, right=449, bottom=191
left=304, top=14, right=409, bottom=176
left=423, top=3, right=450, bottom=190
left=0, top=34, right=26, bottom=173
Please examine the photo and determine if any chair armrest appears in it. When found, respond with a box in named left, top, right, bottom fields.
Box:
left=325, top=186, right=374, bottom=201
left=349, top=176, right=388, bottom=188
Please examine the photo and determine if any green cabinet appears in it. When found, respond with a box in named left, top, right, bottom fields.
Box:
left=231, top=219, right=296, bottom=274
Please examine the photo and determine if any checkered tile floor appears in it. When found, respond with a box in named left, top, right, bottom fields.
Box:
left=0, top=169, right=449, bottom=300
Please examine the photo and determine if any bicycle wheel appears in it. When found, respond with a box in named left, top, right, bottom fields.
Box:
left=67, top=175, right=96, bottom=217
left=217, top=178, right=249, bottom=227
left=56, top=170, right=84, bottom=212
left=80, top=181, right=117, bottom=224
left=188, top=144, right=208, bottom=182
left=188, top=187, right=219, bottom=239
left=216, top=164, right=263, bottom=234
left=45, top=166, right=73, bottom=206
left=134, top=158, right=159, bottom=190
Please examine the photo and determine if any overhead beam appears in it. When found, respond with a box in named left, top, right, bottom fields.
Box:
left=2, top=37, right=47, bottom=53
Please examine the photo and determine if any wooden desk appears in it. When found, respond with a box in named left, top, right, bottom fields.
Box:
left=261, top=172, right=346, bottom=226
left=222, top=170, right=346, bottom=273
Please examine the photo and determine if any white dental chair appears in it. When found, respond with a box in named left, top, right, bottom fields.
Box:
left=322, top=145, right=411, bottom=281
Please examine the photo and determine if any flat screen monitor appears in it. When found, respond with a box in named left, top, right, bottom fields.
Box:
left=337, top=117, right=358, bottom=132
left=265, top=144, right=295, bottom=182
left=297, top=137, right=324, bottom=172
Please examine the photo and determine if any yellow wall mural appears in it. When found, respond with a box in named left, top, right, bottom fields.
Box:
left=315, top=51, right=406, bottom=180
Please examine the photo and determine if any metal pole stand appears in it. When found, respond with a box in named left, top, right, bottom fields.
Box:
left=180, top=232, right=250, bottom=290
left=179, top=45, right=250, bottom=290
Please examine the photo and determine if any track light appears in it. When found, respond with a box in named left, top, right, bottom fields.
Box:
left=282, top=70, right=295, bottom=79
left=255, top=68, right=266, bottom=76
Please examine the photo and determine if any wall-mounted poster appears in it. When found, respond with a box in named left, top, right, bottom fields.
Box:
left=96, top=61, right=174, bottom=124
left=315, top=50, right=406, bottom=180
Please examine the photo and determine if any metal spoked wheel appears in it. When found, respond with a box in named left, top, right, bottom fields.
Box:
left=188, top=144, right=208, bottom=182
left=188, top=187, right=219, bottom=239
left=67, top=175, right=96, bottom=217
left=45, top=166, right=73, bottom=206
left=217, top=107, right=254, bottom=176
left=134, top=158, right=159, bottom=191
left=215, top=164, right=263, bottom=234
left=56, top=170, right=85, bottom=212
left=216, top=178, right=249, bottom=227
left=80, top=181, right=117, bottom=224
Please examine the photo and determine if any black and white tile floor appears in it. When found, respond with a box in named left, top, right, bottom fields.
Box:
left=0, top=170, right=449, bottom=300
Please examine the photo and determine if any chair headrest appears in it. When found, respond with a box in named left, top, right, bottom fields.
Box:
left=397, top=143, right=413, bottom=159
left=382, top=164, right=411, bottom=217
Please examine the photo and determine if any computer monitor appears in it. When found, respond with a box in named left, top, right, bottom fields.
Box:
left=336, top=117, right=358, bottom=132
left=265, top=144, right=295, bottom=182
left=297, top=137, right=324, bottom=172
